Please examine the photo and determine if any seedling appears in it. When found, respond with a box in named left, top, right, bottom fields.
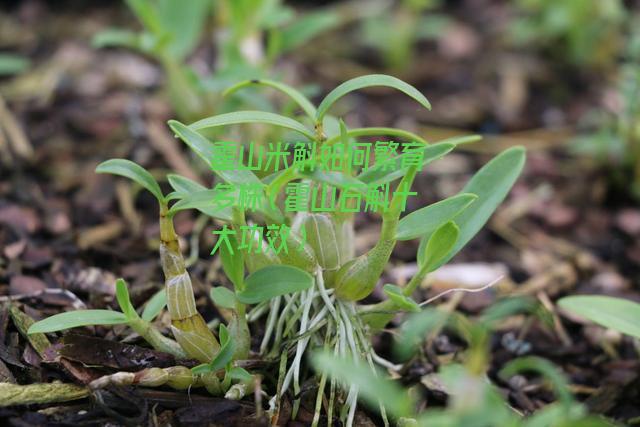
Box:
left=162, top=74, right=525, bottom=422
left=29, top=159, right=313, bottom=399
left=573, top=18, right=640, bottom=198
left=509, top=0, right=625, bottom=68
left=29, top=74, right=525, bottom=424
left=28, top=278, right=185, bottom=358
left=360, top=0, right=450, bottom=71
left=314, top=303, right=614, bottom=426
left=93, top=0, right=343, bottom=121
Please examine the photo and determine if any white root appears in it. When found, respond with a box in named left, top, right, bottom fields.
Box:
left=256, top=269, right=398, bottom=427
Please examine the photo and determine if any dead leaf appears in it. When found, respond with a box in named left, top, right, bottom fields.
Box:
left=10, top=275, right=47, bottom=295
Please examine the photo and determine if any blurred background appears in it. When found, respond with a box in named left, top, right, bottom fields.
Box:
left=1, top=0, right=640, bottom=422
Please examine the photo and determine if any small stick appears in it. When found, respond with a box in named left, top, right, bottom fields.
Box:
left=418, top=276, right=502, bottom=307
left=0, top=94, right=33, bottom=160
left=0, top=382, right=89, bottom=406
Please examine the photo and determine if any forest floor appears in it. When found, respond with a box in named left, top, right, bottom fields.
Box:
left=1, top=1, right=639, bottom=426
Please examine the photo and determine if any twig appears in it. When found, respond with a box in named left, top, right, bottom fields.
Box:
left=419, top=276, right=502, bottom=306
left=0, top=94, right=33, bottom=161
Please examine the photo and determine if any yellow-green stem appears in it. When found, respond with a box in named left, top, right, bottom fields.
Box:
left=159, top=205, right=220, bottom=363
left=128, top=317, right=188, bottom=359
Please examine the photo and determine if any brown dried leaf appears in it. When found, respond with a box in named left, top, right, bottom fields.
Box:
left=59, top=334, right=180, bottom=370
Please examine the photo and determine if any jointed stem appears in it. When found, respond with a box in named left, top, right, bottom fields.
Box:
left=159, top=204, right=220, bottom=363
left=128, top=317, right=187, bottom=358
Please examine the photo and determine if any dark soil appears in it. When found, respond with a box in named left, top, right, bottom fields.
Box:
left=1, top=1, right=639, bottom=426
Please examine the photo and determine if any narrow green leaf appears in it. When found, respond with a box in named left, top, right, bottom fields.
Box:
left=396, top=194, right=476, bottom=241
left=358, top=142, right=455, bottom=186
left=436, top=134, right=482, bottom=146
left=422, top=146, right=526, bottom=268
left=167, top=174, right=205, bottom=194
left=0, top=53, right=30, bottom=76
left=126, top=0, right=161, bottom=34
left=192, top=324, right=235, bottom=374
left=211, top=324, right=234, bottom=370
left=220, top=234, right=244, bottom=290
left=115, top=279, right=136, bottom=319
left=479, top=297, right=541, bottom=329
left=316, top=74, right=431, bottom=121
left=168, top=120, right=262, bottom=186
left=210, top=287, right=237, bottom=310
left=499, top=356, right=572, bottom=405
left=92, top=29, right=140, bottom=50
left=227, top=366, right=252, bottom=382
left=383, top=284, right=420, bottom=312
left=141, top=289, right=167, bottom=322
left=396, top=308, right=449, bottom=359
left=324, top=127, right=429, bottom=147
left=298, top=170, right=367, bottom=195
left=237, top=265, right=313, bottom=304
left=420, top=221, right=460, bottom=271
left=157, top=0, right=211, bottom=60
left=96, top=159, right=165, bottom=203
left=223, top=79, right=317, bottom=119
left=189, top=111, right=314, bottom=140
left=27, top=310, right=128, bottom=334
left=558, top=295, right=640, bottom=339
left=278, top=9, right=341, bottom=53
left=312, top=351, right=415, bottom=419
left=167, top=189, right=233, bottom=221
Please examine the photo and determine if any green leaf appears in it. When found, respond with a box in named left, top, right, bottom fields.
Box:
left=396, top=308, right=449, bottom=359
left=115, top=279, right=137, bottom=319
left=141, top=289, right=167, bottom=322
left=220, top=234, right=244, bottom=290
left=383, top=284, right=420, bottom=312
left=0, top=53, right=30, bottom=76
left=27, top=310, right=128, bottom=334
left=479, top=297, right=541, bottom=329
left=278, top=9, right=341, bottom=53
left=421, top=146, right=526, bottom=268
left=210, top=324, right=234, bottom=370
left=167, top=189, right=233, bottom=221
left=499, top=356, right=572, bottom=405
left=419, top=221, right=460, bottom=271
left=324, top=127, right=429, bottom=147
left=189, top=111, right=314, bottom=140
left=192, top=324, right=235, bottom=374
left=157, top=0, right=211, bottom=60
left=298, top=170, right=367, bottom=195
left=396, top=193, right=476, bottom=240
left=167, top=173, right=205, bottom=194
left=436, top=134, right=482, bottom=146
left=126, top=0, right=161, bottom=34
left=523, top=405, right=610, bottom=427
left=237, top=265, right=313, bottom=304
left=92, top=29, right=140, bottom=50
left=558, top=295, right=640, bottom=339
left=358, top=142, right=455, bottom=186
left=312, top=351, right=415, bottom=419
left=316, top=74, right=431, bottom=122
left=210, top=287, right=237, bottom=310
left=227, top=366, right=252, bottom=382
left=223, top=79, right=317, bottom=119
left=168, top=120, right=262, bottom=186
left=96, top=159, right=165, bottom=203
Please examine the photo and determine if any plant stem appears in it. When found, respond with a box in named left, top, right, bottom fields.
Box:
left=159, top=204, right=220, bottom=363
left=128, top=317, right=187, bottom=358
